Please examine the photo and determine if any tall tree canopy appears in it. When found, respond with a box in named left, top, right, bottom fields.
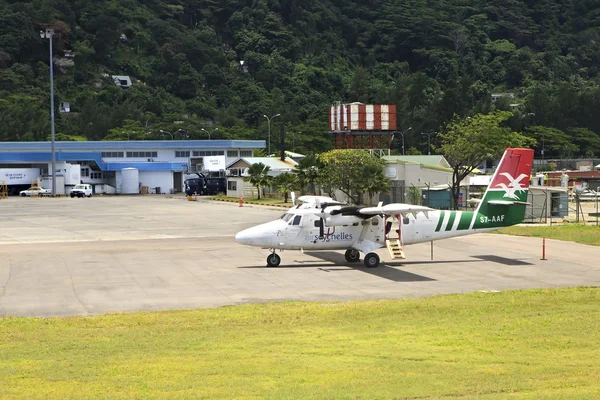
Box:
left=438, top=111, right=534, bottom=209
left=0, top=0, right=599, bottom=158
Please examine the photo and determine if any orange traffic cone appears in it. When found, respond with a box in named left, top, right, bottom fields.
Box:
left=239, top=196, right=243, bottom=207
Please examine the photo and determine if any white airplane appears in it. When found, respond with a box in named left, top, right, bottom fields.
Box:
left=235, top=148, right=534, bottom=268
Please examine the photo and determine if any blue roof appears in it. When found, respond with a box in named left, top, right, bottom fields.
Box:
left=0, top=140, right=265, bottom=172
left=0, top=140, right=265, bottom=151
left=0, top=151, right=189, bottom=171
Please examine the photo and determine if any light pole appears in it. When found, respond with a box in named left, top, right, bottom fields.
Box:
left=160, top=129, right=174, bottom=140
left=176, top=129, right=188, bottom=139
left=201, top=127, right=219, bottom=140
left=263, top=113, right=280, bottom=156
left=293, top=131, right=300, bottom=152
left=421, top=131, right=435, bottom=155
left=41, top=28, right=56, bottom=197
left=399, top=127, right=412, bottom=155
left=540, top=132, right=545, bottom=162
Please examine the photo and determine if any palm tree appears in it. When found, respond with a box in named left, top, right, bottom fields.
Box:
left=360, top=164, right=391, bottom=205
left=294, top=154, right=320, bottom=194
left=275, top=173, right=297, bottom=203
left=244, top=162, right=271, bottom=200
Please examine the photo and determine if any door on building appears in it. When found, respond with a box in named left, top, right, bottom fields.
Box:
left=173, top=172, right=182, bottom=192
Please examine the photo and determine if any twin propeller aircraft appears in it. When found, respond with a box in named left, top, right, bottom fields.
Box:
left=235, top=148, right=534, bottom=268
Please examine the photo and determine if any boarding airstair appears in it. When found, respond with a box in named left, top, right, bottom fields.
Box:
left=386, top=238, right=405, bottom=259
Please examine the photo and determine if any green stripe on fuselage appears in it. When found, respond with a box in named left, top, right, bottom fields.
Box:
left=435, top=211, right=445, bottom=232
left=444, top=211, right=457, bottom=231
left=457, top=211, right=474, bottom=230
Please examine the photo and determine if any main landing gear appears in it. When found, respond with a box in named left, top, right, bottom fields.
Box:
left=344, top=249, right=360, bottom=263
left=266, top=250, right=380, bottom=268
left=345, top=249, right=380, bottom=268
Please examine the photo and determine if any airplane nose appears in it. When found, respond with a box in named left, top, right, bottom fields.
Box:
left=235, top=228, right=255, bottom=245
left=235, top=222, right=281, bottom=247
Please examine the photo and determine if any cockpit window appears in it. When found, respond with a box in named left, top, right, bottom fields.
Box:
left=280, top=213, right=293, bottom=222
left=291, top=215, right=302, bottom=226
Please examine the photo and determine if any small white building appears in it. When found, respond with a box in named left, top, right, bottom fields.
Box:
left=226, top=156, right=298, bottom=198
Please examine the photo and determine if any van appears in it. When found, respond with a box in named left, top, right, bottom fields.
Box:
left=70, top=184, right=93, bottom=198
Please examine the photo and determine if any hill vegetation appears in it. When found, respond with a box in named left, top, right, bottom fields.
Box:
left=2, top=0, right=600, bottom=157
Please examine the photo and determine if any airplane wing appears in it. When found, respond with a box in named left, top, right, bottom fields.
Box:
left=297, top=195, right=344, bottom=205
left=358, top=203, right=435, bottom=218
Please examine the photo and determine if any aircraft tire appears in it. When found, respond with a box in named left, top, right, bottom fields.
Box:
left=266, top=253, right=281, bottom=268
left=364, top=253, right=380, bottom=268
left=344, top=249, right=360, bottom=263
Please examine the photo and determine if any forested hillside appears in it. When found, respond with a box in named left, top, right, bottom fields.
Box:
left=2, top=0, right=600, bottom=157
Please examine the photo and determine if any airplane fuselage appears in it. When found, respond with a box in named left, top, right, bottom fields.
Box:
left=236, top=208, right=506, bottom=252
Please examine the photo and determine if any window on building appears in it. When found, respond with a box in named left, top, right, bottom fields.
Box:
left=240, top=150, right=252, bottom=157
left=127, top=151, right=157, bottom=158
left=175, top=151, right=190, bottom=158
left=102, top=152, right=125, bottom=158
left=227, top=150, right=238, bottom=157
left=227, top=181, right=237, bottom=191
left=81, top=168, right=89, bottom=177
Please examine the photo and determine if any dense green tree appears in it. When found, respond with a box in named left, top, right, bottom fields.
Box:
left=438, top=111, right=534, bottom=209
left=319, top=149, right=386, bottom=204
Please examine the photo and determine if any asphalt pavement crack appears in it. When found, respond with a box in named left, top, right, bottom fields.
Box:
left=0, top=256, right=13, bottom=298
left=64, top=258, right=90, bottom=314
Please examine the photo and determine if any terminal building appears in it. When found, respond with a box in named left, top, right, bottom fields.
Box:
left=0, top=140, right=264, bottom=195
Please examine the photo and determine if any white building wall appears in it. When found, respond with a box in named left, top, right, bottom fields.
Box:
left=139, top=171, right=173, bottom=194
left=403, top=164, right=452, bottom=188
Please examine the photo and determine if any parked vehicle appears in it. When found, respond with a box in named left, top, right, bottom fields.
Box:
left=185, top=177, right=207, bottom=196
left=70, top=184, right=93, bottom=198
left=205, top=177, right=226, bottom=195
left=19, top=186, right=51, bottom=197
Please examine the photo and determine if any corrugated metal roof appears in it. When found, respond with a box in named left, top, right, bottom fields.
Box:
left=384, top=155, right=450, bottom=168
left=226, top=157, right=298, bottom=170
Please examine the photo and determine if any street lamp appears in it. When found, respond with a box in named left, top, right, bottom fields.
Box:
left=160, top=129, right=174, bottom=140
left=41, top=28, right=56, bottom=197
left=540, top=132, right=545, bottom=162
left=421, top=131, right=436, bottom=155
left=292, top=131, right=300, bottom=152
left=263, top=113, right=280, bottom=156
left=201, top=127, right=219, bottom=140
left=176, top=129, right=188, bottom=139
left=399, top=127, right=412, bottom=155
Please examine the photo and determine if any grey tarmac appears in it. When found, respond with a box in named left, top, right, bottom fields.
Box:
left=0, top=195, right=598, bottom=317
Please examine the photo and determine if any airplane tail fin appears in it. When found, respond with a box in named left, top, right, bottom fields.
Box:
left=473, top=148, right=534, bottom=228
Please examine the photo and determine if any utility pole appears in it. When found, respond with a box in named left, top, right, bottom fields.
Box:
left=41, top=29, right=56, bottom=197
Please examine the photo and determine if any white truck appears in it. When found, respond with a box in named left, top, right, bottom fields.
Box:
left=70, top=184, right=93, bottom=198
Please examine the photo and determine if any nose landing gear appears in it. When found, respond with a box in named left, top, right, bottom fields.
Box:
left=266, top=253, right=281, bottom=268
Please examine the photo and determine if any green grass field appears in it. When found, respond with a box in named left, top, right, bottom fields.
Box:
left=497, top=224, right=600, bottom=246
left=2, top=288, right=600, bottom=399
